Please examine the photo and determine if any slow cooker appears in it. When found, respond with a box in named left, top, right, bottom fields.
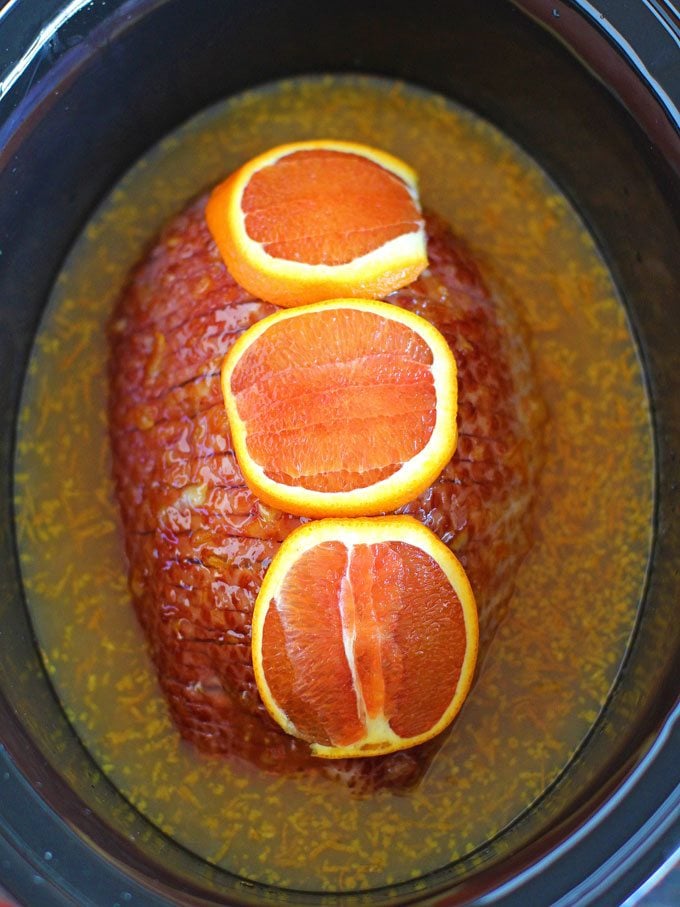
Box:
left=0, top=1, right=678, bottom=904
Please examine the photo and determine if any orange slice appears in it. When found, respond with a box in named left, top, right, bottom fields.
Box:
left=205, top=140, right=427, bottom=307
left=221, top=298, right=457, bottom=518
left=252, top=515, right=478, bottom=758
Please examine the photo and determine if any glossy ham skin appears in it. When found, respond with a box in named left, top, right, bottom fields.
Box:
left=108, top=197, right=542, bottom=790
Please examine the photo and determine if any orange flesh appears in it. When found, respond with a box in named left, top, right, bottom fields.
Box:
left=261, top=540, right=466, bottom=747
left=242, top=150, right=421, bottom=264
left=229, top=308, right=437, bottom=492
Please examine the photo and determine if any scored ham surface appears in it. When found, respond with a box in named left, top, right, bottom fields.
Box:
left=108, top=198, right=543, bottom=791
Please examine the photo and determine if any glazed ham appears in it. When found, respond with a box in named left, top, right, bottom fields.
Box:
left=108, top=198, right=542, bottom=789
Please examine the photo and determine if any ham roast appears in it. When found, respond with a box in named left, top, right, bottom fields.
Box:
left=108, top=198, right=543, bottom=792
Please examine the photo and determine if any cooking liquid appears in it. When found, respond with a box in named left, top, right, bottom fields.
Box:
left=14, top=76, right=653, bottom=891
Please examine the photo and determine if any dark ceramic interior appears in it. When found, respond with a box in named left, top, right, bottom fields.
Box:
left=0, top=0, right=678, bottom=904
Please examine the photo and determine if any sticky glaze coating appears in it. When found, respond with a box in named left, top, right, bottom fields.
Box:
left=108, top=198, right=543, bottom=791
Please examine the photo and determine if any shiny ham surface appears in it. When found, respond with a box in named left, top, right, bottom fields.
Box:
left=108, top=198, right=543, bottom=791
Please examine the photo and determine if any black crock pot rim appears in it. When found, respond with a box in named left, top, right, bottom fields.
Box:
left=0, top=0, right=678, bottom=905
left=0, top=689, right=678, bottom=907
left=518, top=0, right=680, bottom=143
left=0, top=0, right=679, bottom=163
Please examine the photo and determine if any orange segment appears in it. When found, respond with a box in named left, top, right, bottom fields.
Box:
left=252, top=516, right=478, bottom=757
left=221, top=299, right=458, bottom=517
left=206, top=141, right=427, bottom=306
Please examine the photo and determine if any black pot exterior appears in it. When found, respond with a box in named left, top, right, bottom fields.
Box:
left=0, top=1, right=678, bottom=905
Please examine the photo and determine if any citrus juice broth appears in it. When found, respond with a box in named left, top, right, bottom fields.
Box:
left=14, top=77, right=653, bottom=891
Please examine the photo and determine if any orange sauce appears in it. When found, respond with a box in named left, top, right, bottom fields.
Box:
left=14, top=76, right=653, bottom=891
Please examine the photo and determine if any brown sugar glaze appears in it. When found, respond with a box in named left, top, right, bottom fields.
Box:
left=15, top=77, right=653, bottom=890
left=108, top=200, right=542, bottom=789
